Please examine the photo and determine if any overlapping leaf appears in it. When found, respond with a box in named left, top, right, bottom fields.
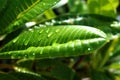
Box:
left=0, top=0, right=60, bottom=35
left=14, top=59, right=79, bottom=80
left=40, top=14, right=119, bottom=36
left=10, top=72, right=46, bottom=80
left=0, top=25, right=107, bottom=59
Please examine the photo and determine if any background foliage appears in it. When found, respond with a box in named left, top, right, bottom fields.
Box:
left=0, top=0, right=120, bottom=80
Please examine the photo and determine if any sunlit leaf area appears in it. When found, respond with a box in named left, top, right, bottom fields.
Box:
left=0, top=0, right=120, bottom=80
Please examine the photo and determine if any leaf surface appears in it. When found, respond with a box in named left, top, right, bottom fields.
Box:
left=0, top=0, right=60, bottom=35
left=0, top=25, right=107, bottom=59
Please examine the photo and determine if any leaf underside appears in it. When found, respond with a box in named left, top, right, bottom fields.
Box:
left=0, top=25, right=107, bottom=59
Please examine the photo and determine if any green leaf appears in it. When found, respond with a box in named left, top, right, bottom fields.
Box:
left=109, top=61, right=120, bottom=70
left=0, top=0, right=7, bottom=12
left=87, top=0, right=119, bottom=18
left=10, top=72, right=46, bottom=80
left=13, top=59, right=79, bottom=80
left=50, top=63, right=78, bottom=80
left=90, top=69, right=114, bottom=80
left=35, top=59, right=79, bottom=80
left=0, top=72, right=19, bottom=80
left=0, top=25, right=107, bottom=59
left=0, top=0, right=60, bottom=35
left=15, top=59, right=34, bottom=70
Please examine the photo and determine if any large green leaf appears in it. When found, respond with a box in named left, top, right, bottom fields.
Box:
left=0, top=0, right=60, bottom=35
left=87, top=0, right=119, bottom=18
left=0, top=25, right=107, bottom=59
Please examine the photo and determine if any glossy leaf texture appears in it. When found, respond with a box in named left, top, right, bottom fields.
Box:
left=87, top=0, right=119, bottom=18
left=0, top=25, right=107, bottom=59
left=0, top=0, right=60, bottom=35
left=40, top=14, right=120, bottom=37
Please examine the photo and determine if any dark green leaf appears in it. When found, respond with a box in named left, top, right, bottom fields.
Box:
left=15, top=59, right=34, bottom=70
left=0, top=72, right=19, bottom=80
left=0, top=25, right=107, bottom=59
left=0, top=0, right=7, bottom=12
left=0, top=0, right=60, bottom=35
left=35, top=59, right=79, bottom=80
left=90, top=69, right=114, bottom=80
left=10, top=72, right=46, bottom=80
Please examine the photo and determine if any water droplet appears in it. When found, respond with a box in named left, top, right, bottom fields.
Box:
left=43, top=3, right=46, bottom=6
left=28, top=29, right=33, bottom=32
left=34, top=26, right=39, bottom=29
left=51, top=19, right=56, bottom=23
left=58, top=21, right=62, bottom=24
left=45, top=22, right=51, bottom=25
left=13, top=38, right=18, bottom=43
left=39, top=30, right=43, bottom=34
left=55, top=29, right=60, bottom=32
left=48, top=32, right=53, bottom=37
left=88, top=48, right=91, bottom=51
left=25, top=22, right=36, bottom=27
left=25, top=54, right=28, bottom=58
left=46, top=29, right=49, bottom=33
left=11, top=56, right=15, bottom=59
left=32, top=53, right=35, bottom=56
left=39, top=24, right=46, bottom=27
left=40, top=48, right=43, bottom=54
left=24, top=41, right=28, bottom=46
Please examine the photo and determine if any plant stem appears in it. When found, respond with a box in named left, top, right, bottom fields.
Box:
left=0, top=64, right=13, bottom=70
left=72, top=55, right=86, bottom=69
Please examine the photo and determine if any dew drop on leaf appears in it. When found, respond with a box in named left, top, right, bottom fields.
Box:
left=42, top=3, right=46, bottom=6
left=88, top=48, right=91, bottom=51
left=40, top=49, right=43, bottom=54
left=11, top=56, right=15, bottom=59
left=24, top=41, right=29, bottom=46
left=39, top=30, right=43, bottom=34
left=55, top=29, right=60, bottom=32
left=25, top=54, right=28, bottom=58
left=48, top=32, right=53, bottom=37
left=51, top=19, right=56, bottom=23
left=13, top=39, right=17, bottom=43
left=32, top=53, right=35, bottom=56
left=46, top=29, right=49, bottom=33
left=12, top=37, right=19, bottom=43
left=28, top=29, right=34, bottom=32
